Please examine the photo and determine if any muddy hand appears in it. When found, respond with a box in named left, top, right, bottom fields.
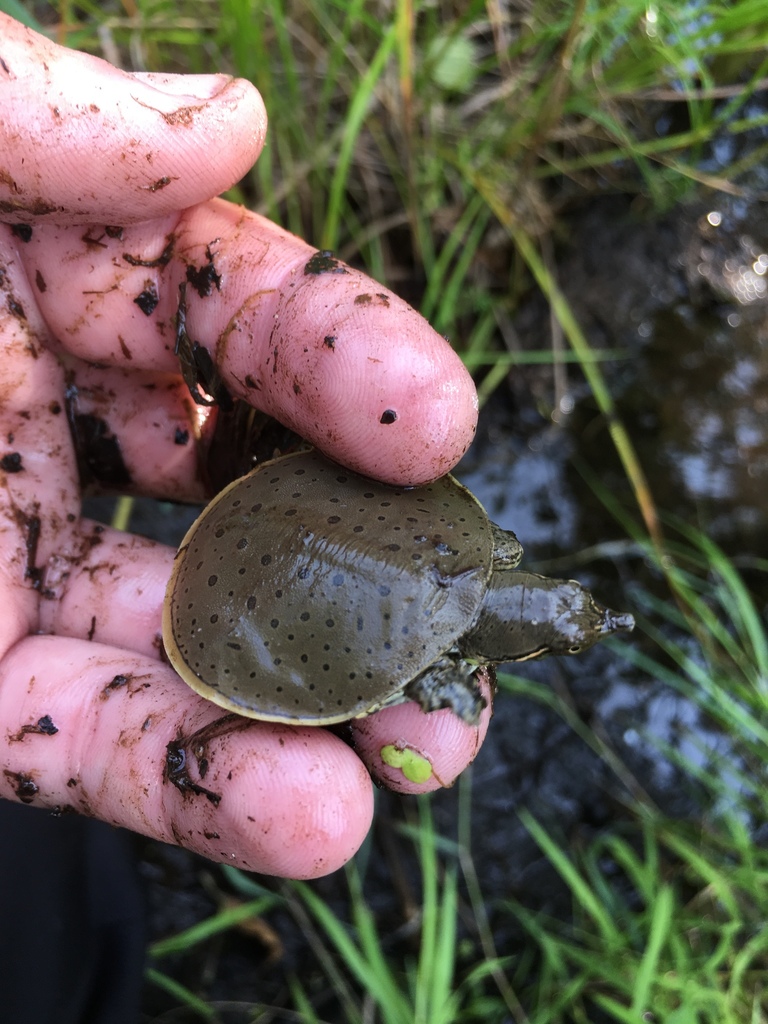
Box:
left=0, top=15, right=484, bottom=878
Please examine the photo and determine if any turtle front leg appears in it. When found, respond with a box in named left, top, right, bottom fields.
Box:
left=404, top=655, right=487, bottom=725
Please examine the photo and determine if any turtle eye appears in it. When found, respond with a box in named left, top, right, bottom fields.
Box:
left=568, top=644, right=582, bottom=654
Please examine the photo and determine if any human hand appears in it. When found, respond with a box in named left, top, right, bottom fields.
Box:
left=0, top=15, right=486, bottom=878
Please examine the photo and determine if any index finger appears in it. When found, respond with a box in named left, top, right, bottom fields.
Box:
left=18, top=201, right=478, bottom=484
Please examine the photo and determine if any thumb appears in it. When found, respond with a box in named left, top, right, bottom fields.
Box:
left=0, top=14, right=266, bottom=224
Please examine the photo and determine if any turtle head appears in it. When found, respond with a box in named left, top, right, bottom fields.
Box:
left=460, top=570, right=634, bottom=663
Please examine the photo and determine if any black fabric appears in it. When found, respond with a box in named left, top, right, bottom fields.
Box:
left=0, top=802, right=145, bottom=1024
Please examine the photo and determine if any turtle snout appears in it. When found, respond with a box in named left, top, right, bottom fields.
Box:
left=601, top=610, right=635, bottom=635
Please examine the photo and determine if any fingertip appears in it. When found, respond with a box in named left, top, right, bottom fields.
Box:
left=181, top=722, right=375, bottom=878
left=170, top=204, right=478, bottom=484
left=350, top=672, right=493, bottom=793
left=239, top=264, right=479, bottom=484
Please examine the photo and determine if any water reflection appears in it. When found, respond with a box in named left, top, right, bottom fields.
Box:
left=547, top=193, right=768, bottom=548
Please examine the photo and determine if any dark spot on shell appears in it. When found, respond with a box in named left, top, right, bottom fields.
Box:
left=354, top=293, right=372, bottom=305
left=246, top=596, right=257, bottom=610
left=261, top=554, right=272, bottom=566
left=208, top=574, right=218, bottom=586
left=323, top=335, right=336, bottom=349
left=236, top=538, right=248, bottom=550
left=10, top=224, right=32, bottom=242
left=174, top=427, right=189, bottom=445
left=380, top=409, right=397, bottom=425
left=35, top=270, right=47, bottom=292
left=328, top=515, right=341, bottom=524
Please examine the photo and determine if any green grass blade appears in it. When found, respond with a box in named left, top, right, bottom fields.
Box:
left=518, top=808, right=622, bottom=946
left=321, top=22, right=398, bottom=250
left=148, top=896, right=279, bottom=957
left=145, top=967, right=216, bottom=1021
left=631, top=883, right=674, bottom=1016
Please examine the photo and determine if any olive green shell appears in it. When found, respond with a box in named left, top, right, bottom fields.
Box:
left=163, top=449, right=494, bottom=724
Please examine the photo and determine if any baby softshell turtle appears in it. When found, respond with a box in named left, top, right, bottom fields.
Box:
left=163, top=450, right=634, bottom=726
